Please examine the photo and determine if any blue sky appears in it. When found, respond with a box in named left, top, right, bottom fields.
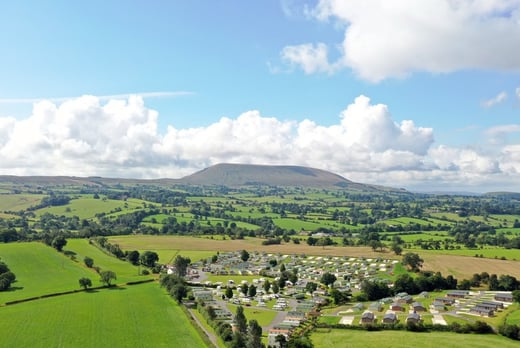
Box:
left=1, top=0, right=520, bottom=192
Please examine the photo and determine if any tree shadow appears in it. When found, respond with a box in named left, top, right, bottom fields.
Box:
left=107, top=286, right=126, bottom=291
left=63, top=250, right=77, bottom=257
left=6, top=286, right=24, bottom=292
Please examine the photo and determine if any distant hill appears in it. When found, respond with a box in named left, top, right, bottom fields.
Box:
left=0, top=163, right=406, bottom=192
left=178, top=163, right=401, bottom=192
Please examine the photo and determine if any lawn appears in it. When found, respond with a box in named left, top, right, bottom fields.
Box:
left=227, top=303, right=278, bottom=328
left=0, top=242, right=94, bottom=303
left=0, top=282, right=207, bottom=348
left=310, top=328, right=520, bottom=348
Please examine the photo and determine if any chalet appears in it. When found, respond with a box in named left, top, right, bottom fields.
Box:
left=474, top=303, right=499, bottom=312
left=494, top=292, right=513, bottom=302
left=397, top=295, right=413, bottom=304
left=390, top=302, right=405, bottom=312
left=360, top=311, right=375, bottom=324
left=369, top=302, right=383, bottom=312
left=286, top=311, right=306, bottom=322
left=446, top=290, right=469, bottom=299
left=412, top=302, right=426, bottom=312
left=431, top=301, right=446, bottom=311
left=382, top=312, right=397, bottom=324
left=418, top=291, right=429, bottom=298
left=435, top=297, right=455, bottom=305
left=406, top=312, right=421, bottom=324
left=352, top=303, right=365, bottom=311
left=469, top=306, right=494, bottom=317
left=481, top=301, right=503, bottom=310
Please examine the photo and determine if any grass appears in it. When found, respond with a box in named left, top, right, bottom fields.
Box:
left=0, top=242, right=95, bottom=303
left=0, top=193, right=44, bottom=211
left=227, top=303, right=278, bottom=328
left=64, top=239, right=146, bottom=283
left=34, top=197, right=147, bottom=220
left=310, top=328, right=520, bottom=348
left=0, top=282, right=207, bottom=348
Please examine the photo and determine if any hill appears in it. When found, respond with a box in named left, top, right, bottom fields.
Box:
left=178, top=163, right=399, bottom=191
left=0, top=163, right=405, bottom=192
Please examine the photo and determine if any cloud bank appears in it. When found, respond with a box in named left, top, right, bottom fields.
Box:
left=282, top=0, right=520, bottom=81
left=0, top=94, right=519, bottom=191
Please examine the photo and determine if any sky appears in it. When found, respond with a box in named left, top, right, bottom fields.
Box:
left=1, top=0, right=520, bottom=193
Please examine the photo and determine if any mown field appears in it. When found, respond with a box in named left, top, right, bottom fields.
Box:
left=1, top=282, right=206, bottom=348
left=0, top=242, right=94, bottom=303
left=310, top=329, right=520, bottom=348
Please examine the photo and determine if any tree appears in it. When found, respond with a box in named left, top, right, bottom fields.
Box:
left=248, top=284, right=257, bottom=298
left=320, top=272, right=337, bottom=287
left=305, top=282, right=318, bottom=293
left=100, top=270, right=117, bottom=287
left=247, top=319, right=263, bottom=348
left=84, top=256, right=94, bottom=268
left=140, top=251, right=159, bottom=267
left=78, top=277, right=92, bottom=290
left=263, top=279, right=271, bottom=293
left=126, top=250, right=140, bottom=265
left=240, top=249, right=250, bottom=262
left=52, top=236, right=67, bottom=251
left=174, top=255, right=191, bottom=277
left=225, top=286, right=234, bottom=299
left=330, top=288, right=351, bottom=305
left=288, top=336, right=314, bottom=348
left=272, top=282, right=279, bottom=294
left=235, top=306, right=247, bottom=334
left=275, top=334, right=288, bottom=348
left=241, top=283, right=249, bottom=296
left=402, top=252, right=424, bottom=272
left=170, top=284, right=188, bottom=303
left=391, top=243, right=403, bottom=256
left=513, top=290, right=520, bottom=303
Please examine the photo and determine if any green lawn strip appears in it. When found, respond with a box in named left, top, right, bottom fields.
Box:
left=0, top=282, right=207, bottom=348
left=505, top=304, right=520, bottom=325
left=227, top=303, right=278, bottom=328
left=190, top=307, right=227, bottom=348
left=0, top=242, right=94, bottom=303
left=310, top=328, right=520, bottom=348
left=64, top=239, right=146, bottom=283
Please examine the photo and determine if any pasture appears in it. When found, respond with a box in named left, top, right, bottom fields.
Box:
left=310, top=329, right=520, bottom=348
left=0, top=242, right=94, bottom=303
left=0, top=193, right=44, bottom=212
left=0, top=282, right=206, bottom=348
left=64, top=239, right=145, bottom=283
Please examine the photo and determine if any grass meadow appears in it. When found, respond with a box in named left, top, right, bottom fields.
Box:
left=64, top=239, right=146, bottom=283
left=0, top=193, right=44, bottom=211
left=0, top=282, right=206, bottom=348
left=310, top=328, right=520, bottom=348
left=0, top=242, right=94, bottom=303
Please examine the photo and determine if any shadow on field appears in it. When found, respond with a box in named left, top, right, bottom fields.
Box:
left=107, top=286, right=126, bottom=291
left=6, top=286, right=24, bottom=292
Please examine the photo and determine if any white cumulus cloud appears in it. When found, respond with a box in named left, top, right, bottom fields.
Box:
left=282, top=0, right=520, bottom=81
left=1, top=94, right=520, bottom=191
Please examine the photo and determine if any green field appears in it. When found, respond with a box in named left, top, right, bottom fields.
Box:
left=0, top=282, right=206, bottom=348
left=64, top=239, right=146, bottom=283
left=34, top=197, right=147, bottom=219
left=0, top=242, right=95, bottom=303
left=0, top=193, right=44, bottom=211
left=310, top=328, right=520, bottom=348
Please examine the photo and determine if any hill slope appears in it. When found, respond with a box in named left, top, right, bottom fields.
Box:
left=179, top=163, right=379, bottom=190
